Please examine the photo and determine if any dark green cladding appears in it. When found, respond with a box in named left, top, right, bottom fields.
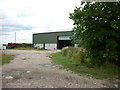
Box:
left=33, top=31, right=72, bottom=44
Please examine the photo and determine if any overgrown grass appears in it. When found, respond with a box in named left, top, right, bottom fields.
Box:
left=51, top=52, right=118, bottom=79
left=0, top=52, right=15, bottom=65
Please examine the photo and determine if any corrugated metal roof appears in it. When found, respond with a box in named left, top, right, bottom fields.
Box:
left=33, top=31, right=72, bottom=35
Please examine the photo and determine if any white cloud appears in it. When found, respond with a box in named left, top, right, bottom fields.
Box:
left=0, top=0, right=81, bottom=44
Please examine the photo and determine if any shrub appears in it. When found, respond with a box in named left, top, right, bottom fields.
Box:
left=62, top=47, right=69, bottom=56
left=69, top=2, right=120, bottom=67
left=62, top=47, right=86, bottom=63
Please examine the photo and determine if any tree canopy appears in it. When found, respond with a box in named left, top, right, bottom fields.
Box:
left=69, top=2, right=120, bottom=66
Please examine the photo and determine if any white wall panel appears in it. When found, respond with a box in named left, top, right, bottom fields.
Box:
left=34, top=44, right=43, bottom=48
left=75, top=44, right=78, bottom=47
left=45, top=43, right=57, bottom=49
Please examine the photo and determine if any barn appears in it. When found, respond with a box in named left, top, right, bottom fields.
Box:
left=33, top=31, right=77, bottom=49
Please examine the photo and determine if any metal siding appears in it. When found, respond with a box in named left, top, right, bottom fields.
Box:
left=33, top=33, right=57, bottom=43
left=33, top=31, right=72, bottom=44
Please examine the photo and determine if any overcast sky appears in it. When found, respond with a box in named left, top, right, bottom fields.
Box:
left=0, top=0, right=81, bottom=44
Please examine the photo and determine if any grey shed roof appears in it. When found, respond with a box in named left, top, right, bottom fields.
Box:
left=33, top=31, right=72, bottom=44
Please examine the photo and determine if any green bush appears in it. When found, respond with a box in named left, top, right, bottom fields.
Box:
left=62, top=47, right=86, bottom=63
left=69, top=2, right=120, bottom=67
left=62, top=47, right=68, bottom=56
left=73, top=51, right=85, bottom=63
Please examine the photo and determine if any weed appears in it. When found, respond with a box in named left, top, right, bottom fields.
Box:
left=0, top=53, right=15, bottom=65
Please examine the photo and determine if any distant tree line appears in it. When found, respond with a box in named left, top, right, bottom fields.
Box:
left=7, top=43, right=33, bottom=49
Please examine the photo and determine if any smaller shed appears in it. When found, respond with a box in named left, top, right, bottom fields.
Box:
left=33, top=31, right=77, bottom=49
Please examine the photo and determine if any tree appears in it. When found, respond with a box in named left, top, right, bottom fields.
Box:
left=69, top=2, right=120, bottom=66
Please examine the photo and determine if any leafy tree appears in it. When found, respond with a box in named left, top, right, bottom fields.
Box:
left=69, top=2, right=120, bottom=66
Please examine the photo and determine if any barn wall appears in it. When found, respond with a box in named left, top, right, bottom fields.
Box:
left=34, top=43, right=57, bottom=49
left=33, top=31, right=79, bottom=49
left=45, top=43, right=57, bottom=49
left=33, top=31, right=72, bottom=44
left=34, top=44, right=43, bottom=48
left=74, top=44, right=78, bottom=47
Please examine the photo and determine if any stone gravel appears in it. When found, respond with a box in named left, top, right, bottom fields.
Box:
left=1, top=50, right=113, bottom=88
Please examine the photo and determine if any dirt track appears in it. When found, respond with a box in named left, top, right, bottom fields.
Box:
left=1, top=50, right=112, bottom=88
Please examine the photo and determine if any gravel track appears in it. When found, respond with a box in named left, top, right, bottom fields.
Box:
left=1, top=50, right=112, bottom=88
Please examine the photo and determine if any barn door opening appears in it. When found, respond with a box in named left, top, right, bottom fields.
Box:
left=57, top=36, right=74, bottom=49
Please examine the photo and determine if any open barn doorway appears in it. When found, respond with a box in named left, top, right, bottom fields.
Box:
left=57, top=36, right=74, bottom=49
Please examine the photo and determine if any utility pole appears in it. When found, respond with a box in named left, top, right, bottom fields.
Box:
left=15, top=32, right=16, bottom=43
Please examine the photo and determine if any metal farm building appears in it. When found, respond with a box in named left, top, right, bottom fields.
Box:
left=33, top=31, right=77, bottom=49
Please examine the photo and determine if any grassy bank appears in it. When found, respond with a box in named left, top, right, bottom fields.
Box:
left=0, top=52, right=15, bottom=65
left=51, top=52, right=118, bottom=79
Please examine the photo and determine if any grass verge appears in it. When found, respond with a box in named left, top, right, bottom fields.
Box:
left=51, top=52, right=118, bottom=79
left=0, top=53, right=15, bottom=65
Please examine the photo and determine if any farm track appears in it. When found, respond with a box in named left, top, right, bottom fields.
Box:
left=0, top=50, right=113, bottom=88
